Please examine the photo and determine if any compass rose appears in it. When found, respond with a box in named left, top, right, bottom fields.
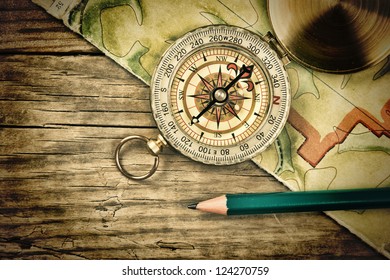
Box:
left=189, top=64, right=253, bottom=128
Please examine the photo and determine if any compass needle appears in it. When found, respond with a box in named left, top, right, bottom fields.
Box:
left=191, top=98, right=217, bottom=125
left=224, top=64, right=253, bottom=92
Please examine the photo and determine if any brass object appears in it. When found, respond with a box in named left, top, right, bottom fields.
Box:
left=268, top=0, right=390, bottom=73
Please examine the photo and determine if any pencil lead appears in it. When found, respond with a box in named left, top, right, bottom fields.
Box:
left=187, top=203, right=198, bottom=210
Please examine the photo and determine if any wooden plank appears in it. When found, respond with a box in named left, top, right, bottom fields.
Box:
left=0, top=54, right=152, bottom=127
left=0, top=0, right=97, bottom=53
left=0, top=53, right=383, bottom=259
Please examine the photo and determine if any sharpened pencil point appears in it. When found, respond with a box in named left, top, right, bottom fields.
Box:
left=187, top=203, right=198, bottom=210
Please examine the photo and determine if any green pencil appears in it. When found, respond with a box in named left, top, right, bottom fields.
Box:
left=187, top=187, right=390, bottom=215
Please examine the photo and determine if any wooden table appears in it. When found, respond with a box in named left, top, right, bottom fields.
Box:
left=0, top=0, right=384, bottom=259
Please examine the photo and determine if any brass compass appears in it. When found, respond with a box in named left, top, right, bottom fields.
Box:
left=152, top=25, right=290, bottom=165
left=115, top=25, right=291, bottom=179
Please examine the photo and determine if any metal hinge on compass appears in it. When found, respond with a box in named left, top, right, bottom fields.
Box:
left=262, top=32, right=290, bottom=66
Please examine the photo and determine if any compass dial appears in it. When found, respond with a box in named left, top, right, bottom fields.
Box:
left=151, top=25, right=290, bottom=165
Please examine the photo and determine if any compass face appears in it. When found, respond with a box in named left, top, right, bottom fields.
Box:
left=151, top=25, right=290, bottom=165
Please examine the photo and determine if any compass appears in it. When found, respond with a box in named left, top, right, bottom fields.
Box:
left=153, top=25, right=290, bottom=164
left=115, top=25, right=291, bottom=179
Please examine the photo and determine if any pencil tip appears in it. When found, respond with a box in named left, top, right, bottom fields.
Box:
left=187, top=203, right=198, bottom=210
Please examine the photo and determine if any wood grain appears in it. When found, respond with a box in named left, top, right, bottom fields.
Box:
left=0, top=0, right=97, bottom=53
left=0, top=0, right=384, bottom=259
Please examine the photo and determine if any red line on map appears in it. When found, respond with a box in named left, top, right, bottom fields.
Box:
left=288, top=100, right=390, bottom=167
